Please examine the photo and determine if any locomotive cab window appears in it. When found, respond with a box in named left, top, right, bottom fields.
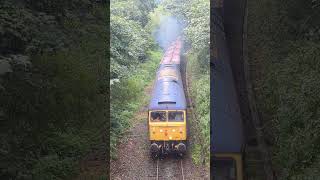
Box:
left=168, top=111, right=184, bottom=122
left=150, top=111, right=166, bottom=122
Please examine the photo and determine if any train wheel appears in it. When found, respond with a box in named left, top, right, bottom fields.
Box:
left=151, top=152, right=159, bottom=160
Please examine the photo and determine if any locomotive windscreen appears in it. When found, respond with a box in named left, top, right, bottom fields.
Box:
left=158, top=101, right=176, bottom=104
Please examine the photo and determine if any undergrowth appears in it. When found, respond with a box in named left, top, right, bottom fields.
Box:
left=110, top=50, right=161, bottom=159
left=187, top=51, right=210, bottom=167
left=248, top=0, right=320, bottom=178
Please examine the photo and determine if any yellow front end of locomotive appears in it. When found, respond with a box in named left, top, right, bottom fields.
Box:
left=148, top=110, right=187, bottom=141
left=149, top=123, right=186, bottom=141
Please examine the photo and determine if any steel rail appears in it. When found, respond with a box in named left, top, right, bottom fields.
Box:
left=156, top=159, right=159, bottom=180
left=180, top=159, right=185, bottom=180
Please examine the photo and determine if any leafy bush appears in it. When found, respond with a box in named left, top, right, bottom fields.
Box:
left=110, top=0, right=157, bottom=80
left=264, top=43, right=320, bottom=178
left=0, top=1, right=107, bottom=179
left=248, top=0, right=320, bottom=178
left=110, top=0, right=162, bottom=159
left=32, top=155, right=76, bottom=180
left=111, top=0, right=156, bottom=27
left=188, top=52, right=210, bottom=166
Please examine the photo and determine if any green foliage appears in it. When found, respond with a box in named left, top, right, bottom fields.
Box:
left=32, top=155, right=76, bottom=180
left=110, top=15, right=153, bottom=78
left=191, top=144, right=202, bottom=165
left=0, top=1, right=107, bottom=179
left=164, top=0, right=210, bottom=52
left=0, top=2, right=65, bottom=54
left=188, top=52, right=210, bottom=166
left=162, top=0, right=189, bottom=23
left=183, top=0, right=210, bottom=52
left=111, top=0, right=156, bottom=27
left=110, top=0, right=157, bottom=79
left=248, top=0, right=320, bottom=178
left=145, top=5, right=171, bottom=33
left=110, top=50, right=161, bottom=158
left=110, top=0, right=161, bottom=159
left=264, top=43, right=320, bottom=179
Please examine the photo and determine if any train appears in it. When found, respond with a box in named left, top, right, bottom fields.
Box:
left=211, top=7, right=244, bottom=180
left=148, top=38, right=187, bottom=158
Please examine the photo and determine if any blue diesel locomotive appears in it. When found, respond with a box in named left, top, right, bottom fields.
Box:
left=148, top=39, right=188, bottom=157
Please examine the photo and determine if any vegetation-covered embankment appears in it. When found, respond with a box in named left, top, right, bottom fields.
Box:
left=162, top=0, right=210, bottom=166
left=110, top=0, right=162, bottom=159
left=248, top=0, right=320, bottom=178
left=0, top=1, right=107, bottom=179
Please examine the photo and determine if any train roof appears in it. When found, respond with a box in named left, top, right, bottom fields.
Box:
left=149, top=65, right=186, bottom=110
left=160, top=39, right=182, bottom=65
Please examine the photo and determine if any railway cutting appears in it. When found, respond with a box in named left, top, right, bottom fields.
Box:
left=110, top=39, right=208, bottom=180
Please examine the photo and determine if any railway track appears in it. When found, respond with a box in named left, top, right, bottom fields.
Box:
left=154, top=158, right=185, bottom=180
left=150, top=46, right=190, bottom=180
